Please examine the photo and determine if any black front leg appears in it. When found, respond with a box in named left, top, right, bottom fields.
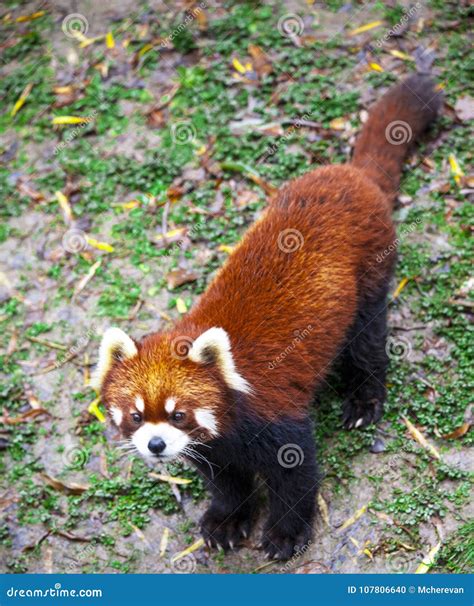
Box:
left=260, top=417, right=320, bottom=560
left=194, top=460, right=257, bottom=551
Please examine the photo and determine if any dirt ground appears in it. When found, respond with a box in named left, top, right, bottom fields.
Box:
left=0, top=0, right=472, bottom=574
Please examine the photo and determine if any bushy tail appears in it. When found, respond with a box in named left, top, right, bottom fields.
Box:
left=352, top=74, right=442, bottom=203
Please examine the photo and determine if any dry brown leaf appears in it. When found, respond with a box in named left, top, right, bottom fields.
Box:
left=147, top=109, right=165, bottom=128
left=40, top=473, right=89, bottom=495
left=248, top=44, right=272, bottom=77
left=0, top=408, right=50, bottom=425
left=166, top=269, right=199, bottom=289
left=441, top=422, right=471, bottom=440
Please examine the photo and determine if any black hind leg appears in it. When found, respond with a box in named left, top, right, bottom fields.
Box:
left=341, top=291, right=389, bottom=429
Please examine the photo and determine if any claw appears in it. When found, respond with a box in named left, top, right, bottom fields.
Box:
left=355, top=417, right=364, bottom=428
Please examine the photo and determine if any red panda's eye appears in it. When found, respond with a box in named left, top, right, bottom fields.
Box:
left=172, top=412, right=185, bottom=422
left=131, top=412, right=142, bottom=424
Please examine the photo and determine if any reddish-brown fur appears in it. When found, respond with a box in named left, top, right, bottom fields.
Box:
left=103, top=75, right=441, bottom=427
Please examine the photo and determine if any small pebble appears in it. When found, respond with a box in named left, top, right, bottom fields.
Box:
left=370, top=438, right=386, bottom=454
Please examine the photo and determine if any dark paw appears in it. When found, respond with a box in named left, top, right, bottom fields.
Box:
left=342, top=397, right=383, bottom=429
left=201, top=507, right=252, bottom=551
left=261, top=524, right=312, bottom=561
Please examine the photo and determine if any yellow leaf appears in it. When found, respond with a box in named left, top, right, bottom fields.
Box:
left=55, top=191, right=73, bottom=223
left=11, top=83, right=33, bottom=117
left=389, top=50, right=414, bottom=61
left=85, top=236, right=114, bottom=253
left=88, top=397, right=106, bottom=423
left=339, top=504, right=368, bottom=530
left=392, top=276, right=409, bottom=299
left=120, top=200, right=140, bottom=210
left=329, top=117, right=347, bottom=130
left=369, top=62, right=384, bottom=72
left=449, top=154, right=464, bottom=184
left=402, top=415, right=441, bottom=460
left=176, top=298, right=187, bottom=314
left=415, top=542, right=441, bottom=574
left=138, top=43, right=154, bottom=57
left=349, top=21, right=383, bottom=36
left=160, top=528, right=170, bottom=557
left=79, top=35, right=106, bottom=48
left=105, top=31, right=115, bottom=49
left=16, top=10, right=45, bottom=22
left=52, top=116, right=92, bottom=125
left=232, top=57, right=247, bottom=74
left=53, top=86, right=74, bottom=94
left=217, top=244, right=234, bottom=254
left=149, top=472, right=192, bottom=485
left=317, top=493, right=330, bottom=527
left=171, top=538, right=205, bottom=563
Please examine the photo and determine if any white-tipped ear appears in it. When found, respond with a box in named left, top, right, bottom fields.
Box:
left=90, top=327, right=138, bottom=391
left=188, top=327, right=252, bottom=394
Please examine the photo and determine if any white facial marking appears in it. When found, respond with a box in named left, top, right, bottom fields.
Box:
left=110, top=406, right=123, bottom=426
left=90, top=327, right=138, bottom=391
left=188, top=327, right=253, bottom=394
left=194, top=408, right=219, bottom=437
left=132, top=422, right=190, bottom=460
left=135, top=396, right=145, bottom=413
left=165, top=398, right=176, bottom=414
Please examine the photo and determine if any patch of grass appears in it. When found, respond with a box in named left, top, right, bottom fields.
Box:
left=434, top=521, right=474, bottom=573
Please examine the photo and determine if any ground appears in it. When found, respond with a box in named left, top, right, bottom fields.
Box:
left=0, top=0, right=473, bottom=575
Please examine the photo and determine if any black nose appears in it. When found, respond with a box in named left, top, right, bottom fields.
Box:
left=148, top=437, right=166, bottom=455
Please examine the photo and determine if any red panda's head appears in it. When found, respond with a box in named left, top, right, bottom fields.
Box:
left=90, top=326, right=252, bottom=462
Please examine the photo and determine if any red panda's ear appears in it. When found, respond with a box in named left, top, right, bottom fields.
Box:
left=90, top=327, right=138, bottom=392
left=188, top=327, right=252, bottom=394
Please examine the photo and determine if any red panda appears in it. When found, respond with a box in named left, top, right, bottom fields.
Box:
left=92, top=75, right=441, bottom=560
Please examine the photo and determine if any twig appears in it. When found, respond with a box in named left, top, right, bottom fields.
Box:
left=26, top=336, right=68, bottom=351
left=35, top=350, right=79, bottom=375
